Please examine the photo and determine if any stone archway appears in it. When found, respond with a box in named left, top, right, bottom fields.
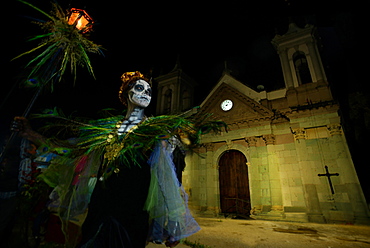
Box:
left=219, top=150, right=251, bottom=217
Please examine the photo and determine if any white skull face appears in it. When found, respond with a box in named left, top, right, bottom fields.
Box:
left=127, top=79, right=152, bottom=108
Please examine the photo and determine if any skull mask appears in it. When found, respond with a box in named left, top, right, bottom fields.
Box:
left=127, top=79, right=152, bottom=108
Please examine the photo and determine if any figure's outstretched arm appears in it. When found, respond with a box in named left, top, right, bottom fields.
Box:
left=12, top=116, right=49, bottom=147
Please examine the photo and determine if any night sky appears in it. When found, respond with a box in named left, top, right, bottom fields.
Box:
left=2, top=0, right=358, bottom=118
left=1, top=0, right=368, bottom=199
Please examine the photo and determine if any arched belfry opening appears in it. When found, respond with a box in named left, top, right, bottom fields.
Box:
left=163, top=88, right=172, bottom=114
left=155, top=57, right=197, bottom=115
left=272, top=22, right=327, bottom=89
left=218, top=150, right=251, bottom=218
left=293, top=51, right=312, bottom=85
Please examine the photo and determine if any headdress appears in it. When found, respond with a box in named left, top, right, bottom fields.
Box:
left=118, top=71, right=149, bottom=105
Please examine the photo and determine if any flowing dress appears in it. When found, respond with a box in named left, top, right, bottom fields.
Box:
left=38, top=114, right=219, bottom=247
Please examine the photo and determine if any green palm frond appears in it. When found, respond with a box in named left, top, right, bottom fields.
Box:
left=13, top=0, right=102, bottom=88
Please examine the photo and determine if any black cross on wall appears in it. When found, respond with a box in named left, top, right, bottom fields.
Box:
left=318, top=165, right=339, bottom=194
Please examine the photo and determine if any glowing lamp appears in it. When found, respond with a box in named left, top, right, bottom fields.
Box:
left=67, top=8, right=94, bottom=33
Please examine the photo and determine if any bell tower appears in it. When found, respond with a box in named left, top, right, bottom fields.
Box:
left=155, top=59, right=197, bottom=115
left=272, top=22, right=327, bottom=89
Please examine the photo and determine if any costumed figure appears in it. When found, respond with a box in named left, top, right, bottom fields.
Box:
left=14, top=71, right=226, bottom=248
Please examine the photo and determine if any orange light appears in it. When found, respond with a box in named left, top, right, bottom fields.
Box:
left=67, top=8, right=93, bottom=33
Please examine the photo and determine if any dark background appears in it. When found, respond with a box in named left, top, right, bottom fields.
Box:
left=2, top=0, right=368, bottom=200
left=2, top=0, right=359, bottom=116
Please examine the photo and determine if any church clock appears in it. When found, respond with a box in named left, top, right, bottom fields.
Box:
left=221, top=99, right=233, bottom=111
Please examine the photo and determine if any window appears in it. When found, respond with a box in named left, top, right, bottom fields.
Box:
left=164, top=88, right=172, bottom=114
left=182, top=89, right=191, bottom=111
left=293, top=52, right=312, bottom=85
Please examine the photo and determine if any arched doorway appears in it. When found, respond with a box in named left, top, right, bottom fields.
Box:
left=219, top=150, right=251, bottom=217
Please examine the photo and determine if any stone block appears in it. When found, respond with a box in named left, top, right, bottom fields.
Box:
left=284, top=206, right=307, bottom=212
left=261, top=156, right=268, bottom=165
left=291, top=200, right=306, bottom=207
left=292, top=163, right=301, bottom=171
left=198, top=175, right=206, bottom=183
left=284, top=213, right=308, bottom=222
left=290, top=192, right=300, bottom=202
left=288, top=177, right=302, bottom=187
left=328, top=210, right=354, bottom=223
left=261, top=188, right=270, bottom=196
left=281, top=150, right=291, bottom=158
left=257, top=165, right=266, bottom=175
left=284, top=143, right=296, bottom=150
left=283, top=193, right=292, bottom=205
left=207, top=193, right=218, bottom=206
left=260, top=181, right=270, bottom=189
left=274, top=144, right=286, bottom=151
left=281, top=163, right=293, bottom=173
left=283, top=156, right=296, bottom=164
left=317, top=192, right=333, bottom=202
left=280, top=178, right=289, bottom=186
left=261, top=196, right=271, bottom=205
left=307, top=213, right=326, bottom=223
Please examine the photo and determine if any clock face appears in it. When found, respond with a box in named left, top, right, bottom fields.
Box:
left=221, top=99, right=233, bottom=111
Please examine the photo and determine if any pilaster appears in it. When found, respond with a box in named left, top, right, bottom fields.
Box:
left=245, top=137, right=259, bottom=210
left=326, top=124, right=370, bottom=224
left=293, top=127, right=325, bottom=223
left=264, top=134, right=284, bottom=218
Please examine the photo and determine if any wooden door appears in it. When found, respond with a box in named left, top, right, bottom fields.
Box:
left=219, top=150, right=251, bottom=216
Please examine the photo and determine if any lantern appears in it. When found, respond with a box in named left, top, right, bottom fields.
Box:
left=67, top=8, right=94, bottom=33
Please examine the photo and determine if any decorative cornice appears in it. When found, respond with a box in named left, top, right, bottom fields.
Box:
left=291, top=128, right=306, bottom=140
left=226, top=116, right=273, bottom=130
left=289, top=100, right=337, bottom=112
left=327, top=124, right=342, bottom=136
left=263, top=134, right=276, bottom=145
left=280, top=103, right=339, bottom=121
left=226, top=139, right=233, bottom=149
left=205, top=143, right=215, bottom=152
left=245, top=137, right=257, bottom=147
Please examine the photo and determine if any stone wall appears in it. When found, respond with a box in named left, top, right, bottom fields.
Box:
left=183, top=111, right=370, bottom=224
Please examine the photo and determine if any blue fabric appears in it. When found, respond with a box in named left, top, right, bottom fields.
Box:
left=145, top=142, right=200, bottom=243
left=0, top=191, right=17, bottom=199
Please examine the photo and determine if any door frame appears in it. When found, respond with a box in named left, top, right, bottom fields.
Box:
left=216, top=145, right=251, bottom=216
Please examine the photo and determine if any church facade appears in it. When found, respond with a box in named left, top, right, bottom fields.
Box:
left=155, top=23, right=369, bottom=224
